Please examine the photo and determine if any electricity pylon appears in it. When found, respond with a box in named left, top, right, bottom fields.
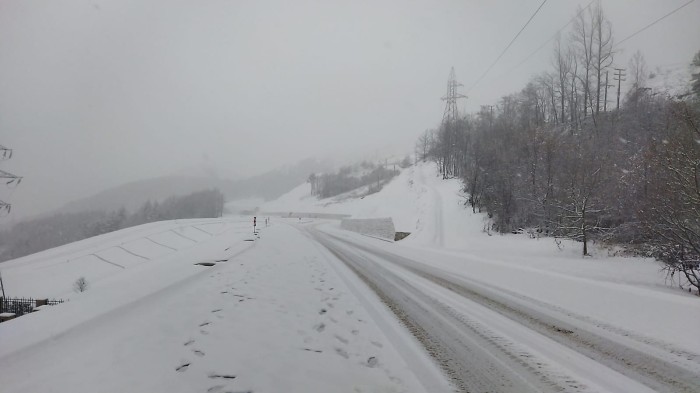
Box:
left=441, top=67, right=467, bottom=124
left=0, top=145, right=21, bottom=216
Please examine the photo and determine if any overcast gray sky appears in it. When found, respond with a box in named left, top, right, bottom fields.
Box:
left=1, top=0, right=699, bottom=221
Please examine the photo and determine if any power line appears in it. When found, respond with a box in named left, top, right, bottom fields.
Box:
left=466, top=0, right=548, bottom=94
left=616, top=0, right=696, bottom=47
left=497, top=0, right=595, bottom=79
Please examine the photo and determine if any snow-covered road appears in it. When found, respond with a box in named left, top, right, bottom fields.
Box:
left=309, top=226, right=700, bottom=393
left=0, top=222, right=449, bottom=393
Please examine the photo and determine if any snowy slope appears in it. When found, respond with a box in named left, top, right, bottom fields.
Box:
left=646, top=62, right=695, bottom=99
left=262, top=166, right=428, bottom=233
left=0, top=218, right=249, bottom=298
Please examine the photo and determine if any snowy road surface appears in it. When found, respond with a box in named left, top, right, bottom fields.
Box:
left=309, top=225, right=700, bottom=393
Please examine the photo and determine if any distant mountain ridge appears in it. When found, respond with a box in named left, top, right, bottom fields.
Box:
left=61, top=175, right=232, bottom=213
left=60, top=158, right=332, bottom=214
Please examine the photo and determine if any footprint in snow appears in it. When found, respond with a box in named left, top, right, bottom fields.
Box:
left=367, top=356, right=378, bottom=368
left=175, top=363, right=190, bottom=372
left=193, top=349, right=205, bottom=357
left=199, top=321, right=211, bottom=327
left=208, top=373, right=237, bottom=380
left=334, top=335, right=349, bottom=345
left=334, top=348, right=349, bottom=359
left=314, top=323, right=325, bottom=333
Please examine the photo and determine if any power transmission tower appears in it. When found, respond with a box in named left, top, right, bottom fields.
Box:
left=441, top=67, right=467, bottom=124
left=614, top=68, right=626, bottom=111
left=0, top=144, right=22, bottom=216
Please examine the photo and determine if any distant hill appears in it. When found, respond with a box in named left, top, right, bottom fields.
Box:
left=60, top=157, right=332, bottom=214
left=61, top=175, right=233, bottom=213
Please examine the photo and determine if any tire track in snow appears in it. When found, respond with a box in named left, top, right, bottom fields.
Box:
left=326, top=232, right=700, bottom=393
left=311, top=230, right=572, bottom=393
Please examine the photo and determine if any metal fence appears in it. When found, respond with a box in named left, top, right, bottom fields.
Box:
left=0, top=297, right=65, bottom=317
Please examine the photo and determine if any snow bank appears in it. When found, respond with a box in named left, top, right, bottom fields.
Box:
left=340, top=217, right=395, bottom=241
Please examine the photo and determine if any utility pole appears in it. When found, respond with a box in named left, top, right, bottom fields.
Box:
left=603, top=70, right=613, bottom=112
left=613, top=68, right=626, bottom=111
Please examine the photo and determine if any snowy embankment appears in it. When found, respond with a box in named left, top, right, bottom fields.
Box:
left=0, top=218, right=249, bottom=298
left=340, top=217, right=395, bottom=241
left=0, top=218, right=255, bottom=359
left=266, top=161, right=700, bottom=359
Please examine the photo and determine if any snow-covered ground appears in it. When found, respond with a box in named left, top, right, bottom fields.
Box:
left=2, top=161, right=699, bottom=392
left=0, top=221, right=448, bottom=393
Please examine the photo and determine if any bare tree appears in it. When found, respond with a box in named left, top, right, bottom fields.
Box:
left=592, top=3, right=614, bottom=115
left=552, top=34, right=572, bottom=124
left=74, top=277, right=89, bottom=293
left=415, top=129, right=434, bottom=162
left=689, top=50, right=700, bottom=99
left=628, top=50, right=648, bottom=91
left=644, top=102, right=700, bottom=293
left=571, top=5, right=595, bottom=119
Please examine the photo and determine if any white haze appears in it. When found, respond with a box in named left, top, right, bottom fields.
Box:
left=1, top=0, right=698, bottom=221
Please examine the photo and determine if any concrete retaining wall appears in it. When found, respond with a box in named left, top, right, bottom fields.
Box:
left=259, top=211, right=351, bottom=219
left=340, top=218, right=395, bottom=241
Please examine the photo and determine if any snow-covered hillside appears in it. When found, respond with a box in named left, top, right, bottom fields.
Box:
left=262, top=163, right=465, bottom=238
left=645, top=62, right=696, bottom=99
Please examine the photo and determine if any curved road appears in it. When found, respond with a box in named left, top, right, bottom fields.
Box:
left=307, top=226, right=700, bottom=393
